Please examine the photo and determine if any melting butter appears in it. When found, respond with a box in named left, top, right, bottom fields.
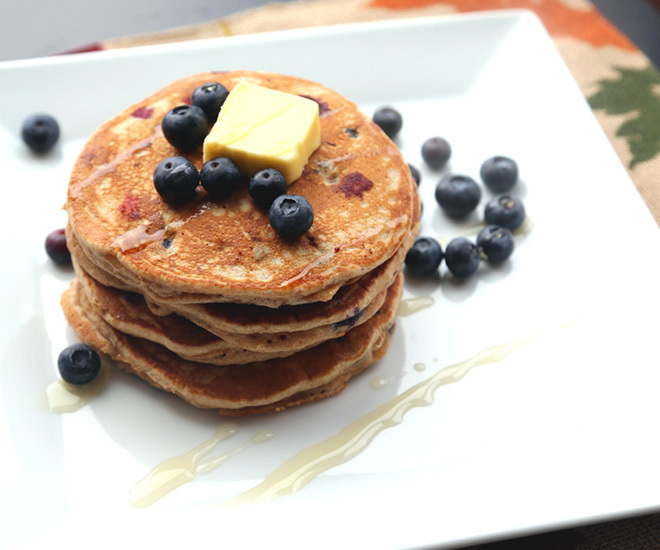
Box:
left=203, top=79, right=321, bottom=183
left=222, top=333, right=540, bottom=506
left=129, top=425, right=273, bottom=508
left=398, top=295, right=435, bottom=317
left=46, top=361, right=110, bottom=413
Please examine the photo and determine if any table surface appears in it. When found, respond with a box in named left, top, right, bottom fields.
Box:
left=3, top=1, right=660, bottom=549
left=592, top=0, right=660, bottom=68
left=0, top=0, right=296, bottom=62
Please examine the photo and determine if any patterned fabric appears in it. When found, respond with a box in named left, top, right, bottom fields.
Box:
left=88, top=1, right=660, bottom=547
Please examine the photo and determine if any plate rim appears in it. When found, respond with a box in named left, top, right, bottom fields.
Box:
left=0, top=8, right=541, bottom=70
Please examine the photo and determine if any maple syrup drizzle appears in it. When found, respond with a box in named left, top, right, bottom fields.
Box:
left=128, top=425, right=273, bottom=508
left=369, top=369, right=407, bottom=389
left=70, top=126, right=163, bottom=199
left=222, top=333, right=541, bottom=506
left=111, top=224, right=166, bottom=253
left=46, top=361, right=111, bottom=413
left=369, top=376, right=388, bottom=389
left=398, top=295, right=435, bottom=317
left=278, top=216, right=409, bottom=288
left=112, top=202, right=215, bottom=254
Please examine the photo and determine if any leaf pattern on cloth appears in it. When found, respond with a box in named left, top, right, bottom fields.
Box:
left=588, top=65, right=660, bottom=168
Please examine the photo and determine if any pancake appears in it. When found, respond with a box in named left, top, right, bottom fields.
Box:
left=61, top=273, right=403, bottom=415
left=74, top=263, right=294, bottom=365
left=75, top=259, right=391, bottom=355
left=66, top=71, right=416, bottom=308
left=145, top=223, right=412, bottom=334
left=67, top=184, right=418, bottom=335
left=61, top=70, right=419, bottom=415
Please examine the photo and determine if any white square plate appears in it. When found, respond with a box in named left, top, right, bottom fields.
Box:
left=2, top=10, right=660, bottom=550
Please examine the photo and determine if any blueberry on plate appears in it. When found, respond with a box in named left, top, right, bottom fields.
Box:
left=269, top=195, right=314, bottom=239
left=200, top=157, right=242, bottom=200
left=408, top=163, right=421, bottom=186
left=249, top=168, right=288, bottom=209
left=22, top=113, right=60, bottom=153
left=484, top=194, right=526, bottom=231
left=477, top=225, right=514, bottom=263
left=153, top=156, right=199, bottom=204
left=405, top=237, right=443, bottom=276
left=444, top=237, right=481, bottom=278
left=373, top=106, right=403, bottom=139
left=435, top=174, right=482, bottom=218
left=161, top=105, right=209, bottom=151
left=480, top=155, right=519, bottom=193
left=421, top=137, right=451, bottom=170
left=191, top=82, right=229, bottom=123
left=45, top=228, right=71, bottom=265
left=58, top=343, right=101, bottom=385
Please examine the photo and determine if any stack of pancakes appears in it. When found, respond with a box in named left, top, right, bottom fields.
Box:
left=61, top=71, right=419, bottom=415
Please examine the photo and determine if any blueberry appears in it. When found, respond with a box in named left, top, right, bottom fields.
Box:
left=191, top=82, right=229, bottom=123
left=249, top=168, right=288, bottom=209
left=477, top=225, right=514, bottom=263
left=161, top=105, right=208, bottom=151
left=153, top=156, right=199, bottom=204
left=22, top=113, right=60, bottom=153
left=45, top=228, right=71, bottom=265
left=421, top=137, right=451, bottom=169
left=435, top=174, right=482, bottom=218
left=57, top=343, right=101, bottom=385
left=200, top=157, right=242, bottom=200
left=480, top=156, right=519, bottom=193
left=444, top=237, right=481, bottom=278
left=373, top=107, right=402, bottom=139
left=269, top=195, right=314, bottom=239
left=408, top=163, right=421, bottom=186
left=405, top=237, right=443, bottom=276
left=484, top=194, right=526, bottom=231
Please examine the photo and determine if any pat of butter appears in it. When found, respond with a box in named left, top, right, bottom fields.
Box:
left=203, top=80, right=321, bottom=184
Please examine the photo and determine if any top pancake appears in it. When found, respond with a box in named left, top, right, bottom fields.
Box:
left=66, top=71, right=416, bottom=307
